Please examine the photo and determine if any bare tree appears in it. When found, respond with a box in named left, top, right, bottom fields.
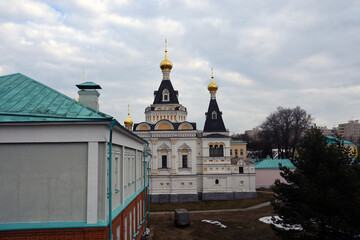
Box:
left=259, top=106, right=312, bottom=159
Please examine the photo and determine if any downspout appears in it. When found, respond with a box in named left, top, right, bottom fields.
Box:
left=143, top=141, right=152, bottom=229
left=147, top=152, right=152, bottom=227
left=108, top=119, right=116, bottom=240
left=143, top=141, right=149, bottom=228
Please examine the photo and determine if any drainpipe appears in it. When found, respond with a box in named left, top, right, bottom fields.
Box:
left=147, top=152, right=152, bottom=227
left=108, top=119, right=116, bottom=240
left=143, top=141, right=152, bottom=230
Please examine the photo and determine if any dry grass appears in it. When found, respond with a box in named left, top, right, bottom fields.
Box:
left=150, top=192, right=274, bottom=212
left=149, top=205, right=280, bottom=240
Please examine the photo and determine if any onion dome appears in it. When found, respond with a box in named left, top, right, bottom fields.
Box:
left=160, top=39, right=173, bottom=71
left=124, top=104, right=134, bottom=126
left=207, top=68, right=218, bottom=93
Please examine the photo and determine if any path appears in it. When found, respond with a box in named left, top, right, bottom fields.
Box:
left=150, top=201, right=271, bottom=215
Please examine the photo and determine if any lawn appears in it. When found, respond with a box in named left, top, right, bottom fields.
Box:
left=149, top=205, right=280, bottom=240
left=150, top=192, right=274, bottom=212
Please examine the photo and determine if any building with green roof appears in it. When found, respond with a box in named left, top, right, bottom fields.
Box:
left=0, top=73, right=149, bottom=240
left=254, top=158, right=295, bottom=188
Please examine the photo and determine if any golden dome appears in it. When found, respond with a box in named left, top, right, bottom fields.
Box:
left=124, top=104, right=134, bottom=126
left=160, top=39, right=173, bottom=71
left=124, top=115, right=133, bottom=126
left=208, top=68, right=218, bottom=93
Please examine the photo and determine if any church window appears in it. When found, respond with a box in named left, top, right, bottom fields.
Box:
left=209, top=145, right=214, bottom=156
left=214, top=145, right=218, bottom=156
left=162, top=89, right=170, bottom=102
left=219, top=145, right=224, bottom=156
left=162, top=155, right=167, bottom=168
left=182, top=155, right=188, bottom=168
left=212, top=111, right=217, bottom=119
left=209, top=144, right=224, bottom=157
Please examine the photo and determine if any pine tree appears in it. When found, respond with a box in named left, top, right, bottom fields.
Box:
left=271, top=127, right=360, bottom=240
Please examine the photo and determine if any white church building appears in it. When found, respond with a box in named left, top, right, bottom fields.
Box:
left=130, top=44, right=256, bottom=202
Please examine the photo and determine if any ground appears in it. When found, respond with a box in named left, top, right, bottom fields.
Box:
left=149, top=192, right=280, bottom=240
left=149, top=205, right=280, bottom=240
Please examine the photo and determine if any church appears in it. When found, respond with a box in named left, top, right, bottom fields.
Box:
left=128, top=43, right=256, bottom=202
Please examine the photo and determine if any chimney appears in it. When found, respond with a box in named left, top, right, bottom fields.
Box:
left=76, top=82, right=101, bottom=111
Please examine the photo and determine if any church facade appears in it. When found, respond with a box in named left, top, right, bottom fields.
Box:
left=131, top=45, right=256, bottom=202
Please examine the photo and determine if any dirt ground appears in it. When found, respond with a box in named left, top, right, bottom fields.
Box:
left=149, top=205, right=281, bottom=240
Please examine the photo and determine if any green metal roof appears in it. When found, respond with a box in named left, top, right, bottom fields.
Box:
left=255, top=158, right=296, bottom=169
left=326, top=135, right=356, bottom=146
left=0, top=73, right=112, bottom=122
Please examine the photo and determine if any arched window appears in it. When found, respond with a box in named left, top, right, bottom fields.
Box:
left=209, top=145, right=213, bottom=156
left=214, top=145, right=219, bottom=156
left=162, top=89, right=170, bottom=102
left=212, top=111, right=217, bottom=119
left=219, top=145, right=224, bottom=157
left=215, top=179, right=219, bottom=184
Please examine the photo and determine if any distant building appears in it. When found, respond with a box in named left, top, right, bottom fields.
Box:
left=230, top=139, right=247, bottom=159
left=132, top=44, right=256, bottom=202
left=318, top=126, right=336, bottom=136
left=254, top=136, right=357, bottom=188
left=0, top=73, right=148, bottom=240
left=338, top=120, right=360, bottom=143
left=326, top=135, right=358, bottom=157
left=245, top=129, right=259, bottom=139
left=254, top=158, right=296, bottom=188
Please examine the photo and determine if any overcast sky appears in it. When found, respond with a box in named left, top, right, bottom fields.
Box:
left=1, top=0, right=359, bottom=133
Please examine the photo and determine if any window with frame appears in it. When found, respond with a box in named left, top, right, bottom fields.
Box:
left=209, top=144, right=224, bottom=157
left=124, top=217, right=127, bottom=240
left=235, top=149, right=238, bottom=157
left=219, top=145, right=224, bottom=156
left=212, top=111, right=217, bottom=119
left=129, top=212, right=132, bottom=240
left=162, top=155, right=167, bottom=168
left=240, top=149, right=243, bottom=156
left=182, top=155, right=188, bottom=168
left=133, top=208, right=135, bottom=236
left=209, top=145, right=213, bottom=156
left=117, top=226, right=120, bottom=240
left=162, top=89, right=170, bottom=102
left=239, top=167, right=243, bottom=173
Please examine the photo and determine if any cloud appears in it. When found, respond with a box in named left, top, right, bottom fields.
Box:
left=1, top=1, right=359, bottom=134
left=0, top=0, right=61, bottom=23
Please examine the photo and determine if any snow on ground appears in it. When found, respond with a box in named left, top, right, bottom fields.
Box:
left=202, top=219, right=227, bottom=229
left=259, top=216, right=303, bottom=231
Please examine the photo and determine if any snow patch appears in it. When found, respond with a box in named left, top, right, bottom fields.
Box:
left=259, top=216, right=303, bottom=231
left=202, top=219, right=227, bottom=229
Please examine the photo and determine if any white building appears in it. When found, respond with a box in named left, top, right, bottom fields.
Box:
left=132, top=45, right=256, bottom=202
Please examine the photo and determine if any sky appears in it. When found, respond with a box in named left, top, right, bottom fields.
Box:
left=1, top=0, right=359, bottom=133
